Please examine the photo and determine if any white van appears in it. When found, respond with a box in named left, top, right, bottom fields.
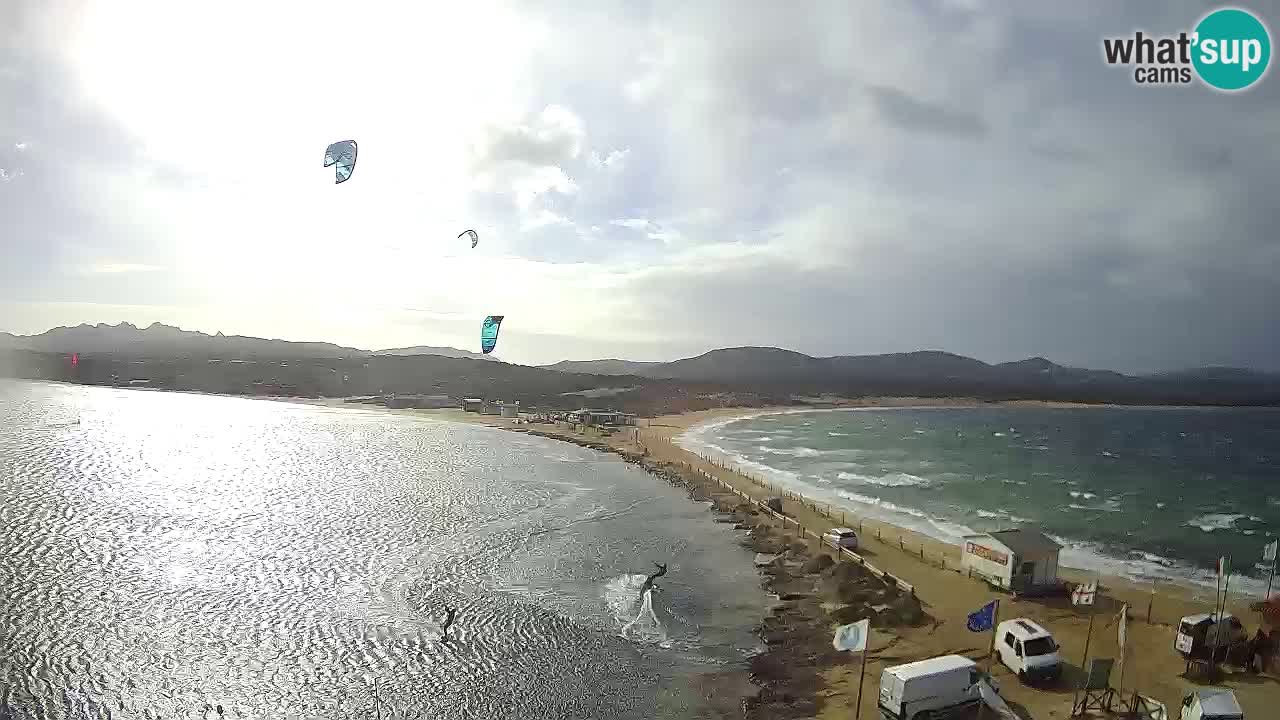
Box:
left=878, top=654, right=997, bottom=720
left=1180, top=689, right=1244, bottom=720
left=824, top=527, right=859, bottom=550
left=994, top=618, right=1063, bottom=683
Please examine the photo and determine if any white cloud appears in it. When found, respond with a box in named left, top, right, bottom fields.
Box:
left=521, top=209, right=572, bottom=232
left=81, top=263, right=163, bottom=274
left=471, top=104, right=586, bottom=171
left=511, top=165, right=579, bottom=211
left=610, top=218, right=651, bottom=231
left=589, top=148, right=630, bottom=171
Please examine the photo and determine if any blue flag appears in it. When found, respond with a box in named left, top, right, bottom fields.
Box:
left=967, top=600, right=997, bottom=632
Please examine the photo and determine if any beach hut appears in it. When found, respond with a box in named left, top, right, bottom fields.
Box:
left=460, top=398, right=483, bottom=412
left=500, top=401, right=520, bottom=418
left=960, top=528, right=1062, bottom=592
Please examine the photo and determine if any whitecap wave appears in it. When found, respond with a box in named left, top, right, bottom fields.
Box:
left=836, top=471, right=931, bottom=488
left=1067, top=503, right=1122, bottom=513
left=974, top=509, right=1030, bottom=523
left=1185, top=513, right=1247, bottom=532
left=758, top=445, right=824, bottom=458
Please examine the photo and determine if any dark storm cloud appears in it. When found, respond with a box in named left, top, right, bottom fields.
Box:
left=865, top=85, right=989, bottom=138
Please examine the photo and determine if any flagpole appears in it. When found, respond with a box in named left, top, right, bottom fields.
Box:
left=1117, top=604, right=1129, bottom=695
left=855, top=644, right=868, bottom=720
left=1211, top=562, right=1231, bottom=678
left=1071, top=577, right=1098, bottom=712
left=989, top=599, right=1001, bottom=658
left=1268, top=550, right=1277, bottom=602
left=1214, top=556, right=1222, bottom=616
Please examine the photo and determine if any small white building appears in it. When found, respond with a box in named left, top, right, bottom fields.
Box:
left=500, top=401, right=520, bottom=418
left=960, top=528, right=1062, bottom=592
left=460, top=398, right=483, bottom=412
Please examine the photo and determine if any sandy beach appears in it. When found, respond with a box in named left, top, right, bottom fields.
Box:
left=355, top=400, right=1279, bottom=718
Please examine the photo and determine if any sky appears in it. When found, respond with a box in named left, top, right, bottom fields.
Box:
left=2, top=1, right=1278, bottom=371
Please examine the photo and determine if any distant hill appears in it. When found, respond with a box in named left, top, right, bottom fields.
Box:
left=539, top=346, right=1279, bottom=405
left=3, top=322, right=1278, bottom=407
left=540, top=358, right=663, bottom=375
left=542, top=347, right=1130, bottom=385
left=2, top=322, right=365, bottom=359
left=1146, top=366, right=1280, bottom=383
left=374, top=346, right=496, bottom=362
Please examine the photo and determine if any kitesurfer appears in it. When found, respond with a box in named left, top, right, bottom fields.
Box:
left=639, top=563, right=667, bottom=596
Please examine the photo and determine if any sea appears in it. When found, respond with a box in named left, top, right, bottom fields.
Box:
left=0, top=380, right=765, bottom=719
left=679, top=406, right=1280, bottom=596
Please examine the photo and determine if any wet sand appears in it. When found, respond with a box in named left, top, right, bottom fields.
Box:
left=362, top=402, right=1280, bottom=718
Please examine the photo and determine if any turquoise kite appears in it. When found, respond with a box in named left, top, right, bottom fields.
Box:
left=481, top=315, right=504, bottom=354
left=323, top=140, right=358, bottom=184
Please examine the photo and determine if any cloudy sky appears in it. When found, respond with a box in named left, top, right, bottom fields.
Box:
left=2, top=1, right=1278, bottom=371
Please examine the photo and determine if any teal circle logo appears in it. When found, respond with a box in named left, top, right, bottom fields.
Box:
left=1192, top=7, right=1271, bottom=91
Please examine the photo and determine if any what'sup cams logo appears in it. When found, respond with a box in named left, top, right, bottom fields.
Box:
left=1103, top=6, right=1271, bottom=91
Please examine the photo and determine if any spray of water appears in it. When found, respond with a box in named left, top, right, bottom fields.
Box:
left=606, top=574, right=667, bottom=645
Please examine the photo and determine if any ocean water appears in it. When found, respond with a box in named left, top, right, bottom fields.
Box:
left=679, top=406, right=1280, bottom=595
left=0, top=381, right=765, bottom=719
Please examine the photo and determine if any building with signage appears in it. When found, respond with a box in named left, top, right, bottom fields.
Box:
left=959, top=528, right=1062, bottom=592
left=569, top=409, right=638, bottom=427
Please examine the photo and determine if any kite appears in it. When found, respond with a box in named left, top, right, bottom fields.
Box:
left=323, top=140, right=358, bottom=184
left=481, top=315, right=504, bottom=354
left=459, top=229, right=479, bottom=248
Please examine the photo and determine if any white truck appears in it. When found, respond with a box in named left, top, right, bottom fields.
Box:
left=1179, top=689, right=1243, bottom=720
left=878, top=654, right=998, bottom=720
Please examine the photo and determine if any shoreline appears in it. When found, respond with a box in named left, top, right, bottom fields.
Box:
left=383, top=402, right=1277, bottom=719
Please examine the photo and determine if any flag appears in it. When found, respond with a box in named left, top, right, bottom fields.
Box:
left=1264, top=540, right=1278, bottom=564
left=1218, top=556, right=1230, bottom=579
left=967, top=601, right=998, bottom=632
left=833, top=618, right=870, bottom=652
left=1071, top=581, right=1097, bottom=606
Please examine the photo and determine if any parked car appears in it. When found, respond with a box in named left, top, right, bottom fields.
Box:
left=994, top=618, right=1062, bottom=683
left=1180, top=688, right=1244, bottom=720
left=1176, top=612, right=1247, bottom=661
left=823, top=527, right=859, bottom=550
left=878, top=654, right=998, bottom=720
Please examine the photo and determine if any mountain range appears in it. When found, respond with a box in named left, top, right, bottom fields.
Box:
left=2, top=322, right=1277, bottom=407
